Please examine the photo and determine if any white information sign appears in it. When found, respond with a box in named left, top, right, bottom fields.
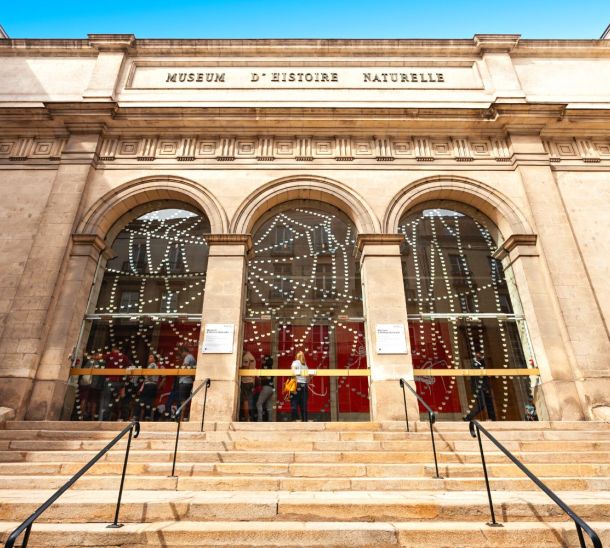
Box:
left=201, top=324, right=235, bottom=354
left=376, top=324, right=408, bottom=354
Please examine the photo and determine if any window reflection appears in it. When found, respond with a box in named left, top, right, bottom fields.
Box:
left=399, top=205, right=543, bottom=421
left=67, top=207, right=209, bottom=421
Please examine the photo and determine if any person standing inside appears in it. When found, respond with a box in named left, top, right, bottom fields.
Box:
left=177, top=346, right=195, bottom=419
left=291, top=351, right=311, bottom=422
left=464, top=351, right=497, bottom=421
left=100, top=345, right=130, bottom=421
left=80, top=353, right=104, bottom=420
left=240, top=352, right=256, bottom=421
left=86, top=352, right=105, bottom=420
left=140, top=353, right=160, bottom=421
left=256, top=355, right=275, bottom=422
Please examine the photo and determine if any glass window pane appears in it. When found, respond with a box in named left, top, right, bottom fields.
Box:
left=399, top=205, right=545, bottom=421
left=66, top=206, right=209, bottom=421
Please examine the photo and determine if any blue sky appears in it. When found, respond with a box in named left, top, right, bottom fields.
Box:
left=2, top=0, right=609, bottom=39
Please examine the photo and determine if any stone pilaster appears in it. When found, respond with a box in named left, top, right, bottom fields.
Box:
left=495, top=235, right=585, bottom=420
left=83, top=34, right=134, bottom=101
left=26, top=235, right=111, bottom=420
left=190, top=235, right=251, bottom=424
left=0, top=133, right=100, bottom=418
left=474, top=34, right=525, bottom=103
left=357, top=235, right=419, bottom=422
left=510, top=132, right=610, bottom=419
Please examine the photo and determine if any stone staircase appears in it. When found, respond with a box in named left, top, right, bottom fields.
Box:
left=0, top=420, right=608, bottom=547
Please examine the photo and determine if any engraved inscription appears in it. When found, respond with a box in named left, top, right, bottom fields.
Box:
left=128, top=65, right=482, bottom=90
left=166, top=72, right=226, bottom=83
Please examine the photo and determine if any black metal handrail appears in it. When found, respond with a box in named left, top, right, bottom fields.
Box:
left=170, top=378, right=211, bottom=477
left=399, top=378, right=441, bottom=479
left=469, top=420, right=602, bottom=547
left=4, top=419, right=140, bottom=548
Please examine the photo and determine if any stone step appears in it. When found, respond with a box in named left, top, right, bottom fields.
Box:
left=1, top=474, right=609, bottom=492
left=4, top=428, right=610, bottom=447
left=0, top=462, right=610, bottom=488
left=4, top=437, right=610, bottom=454
left=2, top=448, right=610, bottom=467
left=1, top=490, right=609, bottom=523
left=5, top=420, right=610, bottom=433
left=0, top=459, right=608, bottom=479
left=0, top=520, right=608, bottom=547
left=0, top=462, right=610, bottom=482
left=4, top=430, right=610, bottom=448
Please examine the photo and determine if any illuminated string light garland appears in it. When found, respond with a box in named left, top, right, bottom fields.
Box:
left=245, top=207, right=368, bottom=417
left=75, top=208, right=209, bottom=421
left=399, top=207, right=534, bottom=420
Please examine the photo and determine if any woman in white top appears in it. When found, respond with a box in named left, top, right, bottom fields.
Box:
left=291, top=351, right=310, bottom=421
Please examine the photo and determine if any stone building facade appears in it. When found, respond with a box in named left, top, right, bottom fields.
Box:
left=0, top=33, right=608, bottom=423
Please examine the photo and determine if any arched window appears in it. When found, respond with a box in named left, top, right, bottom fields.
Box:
left=399, top=204, right=541, bottom=421
left=69, top=206, right=210, bottom=421
left=242, top=203, right=369, bottom=421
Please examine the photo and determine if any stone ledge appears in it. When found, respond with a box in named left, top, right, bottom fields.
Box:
left=0, top=408, right=15, bottom=424
left=356, top=234, right=404, bottom=254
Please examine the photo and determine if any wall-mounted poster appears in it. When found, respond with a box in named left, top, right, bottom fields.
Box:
left=201, top=323, right=235, bottom=354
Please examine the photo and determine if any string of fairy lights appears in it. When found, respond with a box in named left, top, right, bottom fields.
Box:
left=399, top=208, right=536, bottom=420
left=74, top=209, right=208, bottom=421
left=73, top=203, right=536, bottom=422
left=245, top=208, right=369, bottom=417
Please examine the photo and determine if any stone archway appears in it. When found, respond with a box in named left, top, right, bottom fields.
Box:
left=384, top=175, right=534, bottom=240
left=230, top=175, right=381, bottom=236
left=28, top=176, right=226, bottom=420
left=78, top=175, right=228, bottom=240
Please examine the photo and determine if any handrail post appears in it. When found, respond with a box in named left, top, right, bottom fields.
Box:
left=427, top=411, right=441, bottom=479
left=470, top=421, right=501, bottom=527
left=399, top=378, right=410, bottom=432
left=107, top=419, right=139, bottom=529
left=469, top=420, right=601, bottom=547
left=15, top=524, right=31, bottom=548
left=399, top=378, right=442, bottom=479
left=170, top=407, right=184, bottom=478
left=575, top=523, right=586, bottom=547
left=4, top=421, right=140, bottom=548
left=200, top=378, right=211, bottom=432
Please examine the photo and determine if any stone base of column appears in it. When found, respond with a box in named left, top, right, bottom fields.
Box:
left=25, top=378, right=69, bottom=420
left=190, top=379, right=237, bottom=425
left=0, top=377, right=34, bottom=420
left=577, top=377, right=610, bottom=422
left=537, top=379, right=585, bottom=421
left=370, top=379, right=419, bottom=422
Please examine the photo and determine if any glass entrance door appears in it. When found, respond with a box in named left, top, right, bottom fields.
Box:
left=242, top=202, right=368, bottom=422
left=242, top=320, right=369, bottom=421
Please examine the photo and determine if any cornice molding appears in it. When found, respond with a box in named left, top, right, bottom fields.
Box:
left=543, top=137, right=609, bottom=163
left=493, top=234, right=538, bottom=262
left=206, top=234, right=252, bottom=250
left=0, top=136, right=66, bottom=161
left=356, top=234, right=404, bottom=253
left=3, top=102, right=610, bottom=134
left=474, top=34, right=520, bottom=53
left=88, top=34, right=135, bottom=51
left=71, top=234, right=114, bottom=259
left=96, top=134, right=512, bottom=164
left=1, top=36, right=610, bottom=58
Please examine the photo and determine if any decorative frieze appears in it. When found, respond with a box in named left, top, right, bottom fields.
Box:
left=543, top=138, right=610, bottom=163
left=97, top=135, right=513, bottom=163
left=0, top=137, right=66, bottom=161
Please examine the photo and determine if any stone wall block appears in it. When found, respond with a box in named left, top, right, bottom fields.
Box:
left=0, top=134, right=99, bottom=418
